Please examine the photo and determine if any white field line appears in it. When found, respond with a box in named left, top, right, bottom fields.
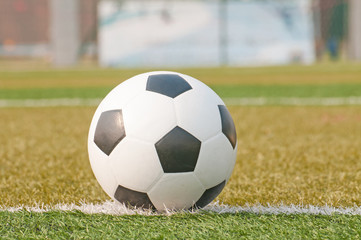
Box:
left=1, top=201, right=361, bottom=216
left=2, top=97, right=361, bottom=108
left=0, top=98, right=103, bottom=108
left=224, top=97, right=361, bottom=106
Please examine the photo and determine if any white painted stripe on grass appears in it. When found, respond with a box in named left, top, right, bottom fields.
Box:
left=224, top=97, right=361, bottom=106
left=2, top=97, right=361, bottom=107
left=0, top=98, right=103, bottom=108
left=1, top=201, right=361, bottom=215
left=206, top=202, right=361, bottom=215
left=0, top=201, right=155, bottom=216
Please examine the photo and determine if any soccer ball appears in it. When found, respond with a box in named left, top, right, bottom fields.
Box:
left=88, top=71, right=237, bottom=211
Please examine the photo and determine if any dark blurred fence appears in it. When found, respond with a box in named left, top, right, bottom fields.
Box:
left=314, top=0, right=349, bottom=60
left=0, top=0, right=97, bottom=59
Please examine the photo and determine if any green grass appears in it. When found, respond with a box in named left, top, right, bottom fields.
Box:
left=2, top=106, right=361, bottom=207
left=1, top=63, right=361, bottom=239
left=1, top=63, right=361, bottom=100
left=0, top=87, right=112, bottom=99
left=212, top=84, right=361, bottom=98
left=1, top=211, right=361, bottom=239
left=1, top=63, right=361, bottom=89
left=2, top=84, right=361, bottom=100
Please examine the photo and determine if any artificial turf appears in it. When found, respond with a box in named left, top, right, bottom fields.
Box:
left=2, top=83, right=361, bottom=100
left=1, top=63, right=361, bottom=89
left=1, top=63, right=361, bottom=239
left=1, top=63, right=360, bottom=100
left=1, top=106, right=361, bottom=207
left=1, top=210, right=361, bottom=239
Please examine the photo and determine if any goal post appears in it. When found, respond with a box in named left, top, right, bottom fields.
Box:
left=348, top=0, right=361, bottom=61
left=49, top=0, right=80, bottom=66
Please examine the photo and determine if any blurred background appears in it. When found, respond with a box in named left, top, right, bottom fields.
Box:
left=0, top=0, right=360, bottom=68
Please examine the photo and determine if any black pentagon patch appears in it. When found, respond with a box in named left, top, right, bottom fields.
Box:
left=193, top=180, right=226, bottom=209
left=114, top=185, right=155, bottom=209
left=94, top=109, right=125, bottom=156
left=218, top=105, right=237, bottom=149
left=155, top=126, right=201, bottom=173
left=146, top=74, right=192, bottom=98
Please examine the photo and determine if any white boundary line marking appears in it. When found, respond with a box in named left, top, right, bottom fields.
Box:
left=225, top=97, right=361, bottom=106
left=1, top=201, right=361, bottom=215
left=0, top=98, right=103, bottom=108
left=2, top=97, right=361, bottom=108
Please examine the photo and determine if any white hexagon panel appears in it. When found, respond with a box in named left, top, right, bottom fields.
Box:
left=174, top=74, right=225, bottom=142
left=86, top=141, right=119, bottom=198
left=109, top=137, right=163, bottom=193
left=122, top=91, right=177, bottom=143
left=148, top=173, right=205, bottom=211
left=195, top=133, right=236, bottom=189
